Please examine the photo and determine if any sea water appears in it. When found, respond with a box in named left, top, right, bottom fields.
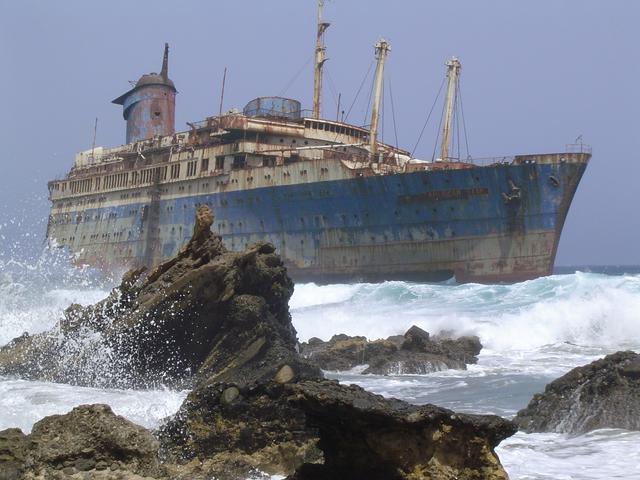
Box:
left=1, top=248, right=639, bottom=479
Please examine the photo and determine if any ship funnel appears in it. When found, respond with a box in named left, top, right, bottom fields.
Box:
left=112, top=43, right=177, bottom=144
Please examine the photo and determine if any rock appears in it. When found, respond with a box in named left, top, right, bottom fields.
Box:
left=0, top=205, right=310, bottom=389
left=221, top=386, right=240, bottom=405
left=299, top=327, right=482, bottom=375
left=0, top=206, right=516, bottom=480
left=274, top=365, right=295, bottom=384
left=158, top=380, right=321, bottom=477
left=0, top=404, right=166, bottom=479
left=285, top=380, right=516, bottom=480
left=401, top=325, right=430, bottom=351
left=514, top=351, right=640, bottom=434
left=0, top=428, right=27, bottom=480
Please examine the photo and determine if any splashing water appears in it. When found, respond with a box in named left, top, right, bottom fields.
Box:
left=1, top=242, right=639, bottom=478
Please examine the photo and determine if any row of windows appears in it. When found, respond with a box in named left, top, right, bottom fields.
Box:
left=304, top=119, right=366, bottom=139
left=54, top=152, right=317, bottom=197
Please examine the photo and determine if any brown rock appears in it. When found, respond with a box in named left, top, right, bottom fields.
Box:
left=515, top=351, right=640, bottom=434
left=0, top=404, right=166, bottom=479
left=274, top=365, right=295, bottom=384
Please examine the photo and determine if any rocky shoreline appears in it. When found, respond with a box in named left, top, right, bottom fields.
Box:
left=514, top=350, right=640, bottom=434
left=299, top=326, right=482, bottom=375
left=0, top=206, right=518, bottom=479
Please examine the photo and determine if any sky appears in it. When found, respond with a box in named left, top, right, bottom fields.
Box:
left=0, top=0, right=638, bottom=265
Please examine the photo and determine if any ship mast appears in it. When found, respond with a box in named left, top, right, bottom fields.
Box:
left=439, top=56, right=461, bottom=161
left=312, top=0, right=330, bottom=119
left=369, top=38, right=390, bottom=159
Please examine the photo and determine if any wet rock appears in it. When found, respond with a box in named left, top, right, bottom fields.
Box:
left=220, top=386, right=240, bottom=405
left=299, top=326, right=482, bottom=375
left=401, top=325, right=430, bottom=351
left=0, top=404, right=166, bottom=479
left=158, top=379, right=322, bottom=478
left=0, top=205, right=308, bottom=389
left=0, top=428, right=28, bottom=480
left=514, top=351, right=640, bottom=434
left=285, top=380, right=516, bottom=480
left=0, top=206, right=515, bottom=480
left=274, top=364, right=295, bottom=384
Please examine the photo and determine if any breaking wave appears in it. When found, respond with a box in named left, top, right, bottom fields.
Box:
left=291, top=272, right=640, bottom=348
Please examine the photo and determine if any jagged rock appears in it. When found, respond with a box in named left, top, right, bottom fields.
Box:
left=285, top=380, right=516, bottom=480
left=299, top=326, right=482, bottom=375
left=158, top=381, right=322, bottom=478
left=514, top=350, right=640, bottom=434
left=0, top=206, right=515, bottom=479
left=0, top=205, right=308, bottom=389
left=401, top=325, right=430, bottom=351
left=0, top=404, right=166, bottom=480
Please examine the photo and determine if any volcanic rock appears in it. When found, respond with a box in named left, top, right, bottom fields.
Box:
left=285, top=380, right=516, bottom=480
left=0, top=404, right=165, bottom=480
left=514, top=350, right=640, bottom=434
left=0, top=205, right=311, bottom=389
left=0, top=206, right=516, bottom=479
left=299, top=325, right=482, bottom=374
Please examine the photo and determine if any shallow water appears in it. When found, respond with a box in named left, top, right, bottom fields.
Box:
left=1, top=249, right=639, bottom=479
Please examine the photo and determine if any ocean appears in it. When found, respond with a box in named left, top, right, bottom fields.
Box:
left=1, top=248, right=639, bottom=479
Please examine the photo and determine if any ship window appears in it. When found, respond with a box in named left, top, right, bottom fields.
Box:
left=232, top=155, right=246, bottom=169
left=187, top=160, right=198, bottom=177
left=285, top=153, right=300, bottom=165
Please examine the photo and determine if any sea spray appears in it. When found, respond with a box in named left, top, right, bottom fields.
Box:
left=1, top=260, right=640, bottom=479
left=290, top=273, right=640, bottom=354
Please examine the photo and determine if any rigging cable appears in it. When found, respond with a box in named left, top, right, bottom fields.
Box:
left=381, top=77, right=385, bottom=144
left=454, top=81, right=461, bottom=160
left=410, top=77, right=446, bottom=158
left=278, top=55, right=313, bottom=97
left=324, top=67, right=341, bottom=113
left=457, top=77, right=471, bottom=159
left=431, top=87, right=448, bottom=161
left=389, top=77, right=400, bottom=151
left=344, top=60, right=374, bottom=122
left=363, top=67, right=376, bottom=127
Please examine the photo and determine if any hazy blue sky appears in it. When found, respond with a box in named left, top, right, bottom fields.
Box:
left=1, top=0, right=638, bottom=265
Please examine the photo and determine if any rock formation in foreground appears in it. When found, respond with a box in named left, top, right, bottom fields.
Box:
left=300, top=325, right=482, bottom=374
left=514, top=350, right=640, bottom=434
left=0, top=205, right=307, bottom=389
left=0, top=206, right=517, bottom=479
left=0, top=404, right=164, bottom=480
left=285, top=380, right=516, bottom=480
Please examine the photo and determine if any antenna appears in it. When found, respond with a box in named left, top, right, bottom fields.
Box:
left=161, top=43, right=169, bottom=80
left=90, top=117, right=98, bottom=161
left=219, top=67, right=227, bottom=117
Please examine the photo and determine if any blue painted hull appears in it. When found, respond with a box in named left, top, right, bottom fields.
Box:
left=48, top=158, right=587, bottom=283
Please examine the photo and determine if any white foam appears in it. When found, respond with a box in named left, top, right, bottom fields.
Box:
left=0, top=288, right=109, bottom=346
left=497, top=430, right=640, bottom=480
left=291, top=274, right=640, bottom=359
left=0, top=377, right=187, bottom=433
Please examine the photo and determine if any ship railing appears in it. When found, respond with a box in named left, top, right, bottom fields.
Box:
left=461, top=156, right=515, bottom=166
left=565, top=143, right=592, bottom=154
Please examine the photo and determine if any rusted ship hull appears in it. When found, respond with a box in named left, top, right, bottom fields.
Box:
left=47, top=154, right=588, bottom=284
